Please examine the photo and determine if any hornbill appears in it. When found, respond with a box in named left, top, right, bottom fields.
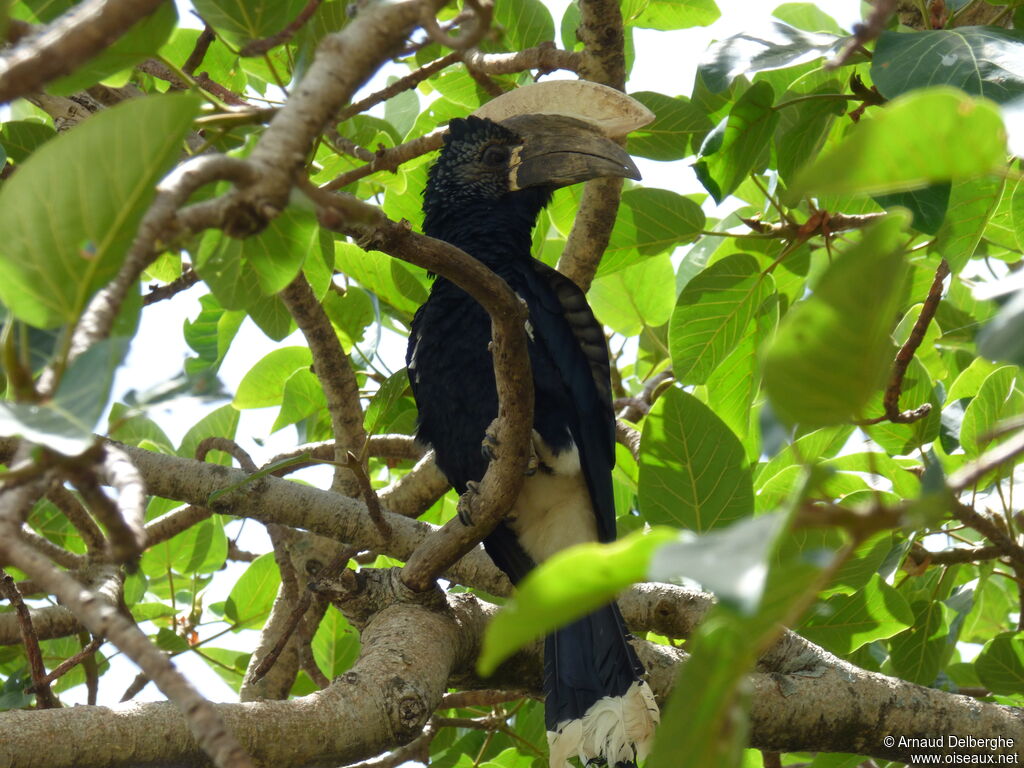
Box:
left=407, top=112, right=659, bottom=767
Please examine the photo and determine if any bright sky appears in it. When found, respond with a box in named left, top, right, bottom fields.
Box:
left=84, top=0, right=864, bottom=706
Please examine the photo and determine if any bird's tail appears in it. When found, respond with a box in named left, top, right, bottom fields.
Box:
left=545, top=602, right=659, bottom=768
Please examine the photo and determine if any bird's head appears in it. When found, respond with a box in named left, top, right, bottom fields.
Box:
left=422, top=113, right=641, bottom=237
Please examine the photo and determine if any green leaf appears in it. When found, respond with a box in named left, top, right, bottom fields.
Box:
left=638, top=387, right=754, bottom=532
left=477, top=527, right=678, bottom=675
left=873, top=183, right=951, bottom=235
left=979, top=287, right=1024, bottom=366
left=178, top=404, right=240, bottom=465
left=799, top=574, right=914, bottom=654
left=694, top=81, right=780, bottom=203
left=933, top=175, right=1005, bottom=274
left=793, top=88, right=1007, bottom=199
left=599, top=188, right=706, bottom=275
left=234, top=348, right=313, bottom=409
left=492, top=0, right=554, bottom=51
left=976, top=632, right=1024, bottom=695
left=0, top=94, right=200, bottom=328
left=0, top=120, right=55, bottom=162
left=271, top=369, right=327, bottom=433
left=669, top=254, right=773, bottom=385
left=588, top=254, right=675, bottom=336
left=311, top=605, right=361, bottom=678
left=333, top=242, right=428, bottom=317
left=772, top=3, right=846, bottom=35
left=184, top=293, right=245, bottom=377
left=193, top=0, right=309, bottom=44
left=364, top=369, right=411, bottom=437
left=244, top=208, right=320, bottom=294
left=888, top=599, right=953, bottom=685
left=960, top=365, right=1023, bottom=459
left=48, top=3, right=177, bottom=96
left=774, top=83, right=846, bottom=184
left=698, top=20, right=843, bottom=93
left=627, top=91, right=713, bottom=160
left=763, top=213, right=910, bottom=426
left=0, top=337, right=129, bottom=455
left=872, top=28, right=1024, bottom=106
left=224, top=553, right=281, bottom=629
left=624, top=0, right=720, bottom=31
left=197, top=647, right=251, bottom=693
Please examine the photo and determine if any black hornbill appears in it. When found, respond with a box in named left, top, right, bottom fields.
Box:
left=407, top=113, right=658, bottom=767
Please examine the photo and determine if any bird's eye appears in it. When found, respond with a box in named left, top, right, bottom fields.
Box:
left=481, top=145, right=510, bottom=166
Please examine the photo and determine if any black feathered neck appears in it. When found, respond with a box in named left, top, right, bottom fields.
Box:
left=422, top=116, right=552, bottom=270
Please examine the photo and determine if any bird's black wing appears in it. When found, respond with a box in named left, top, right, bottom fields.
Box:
left=515, top=259, right=617, bottom=543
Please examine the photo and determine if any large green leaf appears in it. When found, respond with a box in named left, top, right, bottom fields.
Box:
left=599, top=188, right=706, bottom=275
left=694, top=81, right=779, bottom=203
left=233, top=347, right=313, bottom=410
left=627, top=91, right=713, bottom=160
left=933, top=175, right=1005, bottom=274
left=623, top=0, right=720, bottom=31
left=178, top=404, right=240, bottom=465
left=698, top=20, right=843, bottom=93
left=960, top=365, right=1023, bottom=459
left=492, top=0, right=554, bottom=51
left=311, top=605, right=361, bottom=678
left=793, top=88, right=1007, bottom=198
left=638, top=387, right=754, bottom=531
left=799, top=574, right=914, bottom=654
left=0, top=121, right=56, bottom=163
left=0, top=94, right=200, bottom=328
left=588, top=254, right=675, bottom=336
left=192, top=0, right=309, bottom=44
left=888, top=599, right=953, bottom=686
left=476, top=527, right=678, bottom=675
left=872, top=28, right=1024, bottom=106
left=763, top=213, right=909, bottom=426
left=224, top=553, right=281, bottom=629
left=976, top=632, right=1024, bottom=695
left=669, top=253, right=773, bottom=385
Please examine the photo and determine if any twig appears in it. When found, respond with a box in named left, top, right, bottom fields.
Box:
left=0, top=0, right=168, bottom=104
left=238, top=0, right=323, bottom=57
left=19, top=526, right=86, bottom=570
left=197, top=437, right=258, bottom=472
left=145, top=505, right=214, bottom=547
left=337, top=52, right=460, bottom=123
left=66, top=462, right=143, bottom=565
left=826, top=0, right=896, bottom=70
left=616, top=369, right=674, bottom=422
left=615, top=420, right=640, bottom=463
left=45, top=484, right=105, bottom=553
left=952, top=502, right=1024, bottom=573
left=378, top=452, right=450, bottom=519
left=741, top=211, right=887, bottom=239
left=346, top=451, right=391, bottom=538
left=143, top=267, right=200, bottom=305
left=119, top=671, right=150, bottom=702
left=420, top=0, right=493, bottom=51
left=279, top=275, right=368, bottom=496
left=948, top=428, right=1024, bottom=493
left=182, top=26, right=216, bottom=75
left=25, top=636, right=103, bottom=693
left=908, top=542, right=1006, bottom=566
left=461, top=44, right=582, bottom=77
left=341, top=721, right=438, bottom=768
left=859, top=259, right=949, bottom=426
left=0, top=570, right=60, bottom=708
left=322, top=129, right=446, bottom=191
left=102, top=445, right=148, bottom=558
left=440, top=689, right=526, bottom=709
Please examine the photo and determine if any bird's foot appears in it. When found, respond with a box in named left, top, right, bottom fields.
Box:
left=480, top=420, right=539, bottom=476
left=457, top=480, right=480, bottom=526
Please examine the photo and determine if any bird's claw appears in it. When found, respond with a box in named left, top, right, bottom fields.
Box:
left=457, top=480, right=480, bottom=526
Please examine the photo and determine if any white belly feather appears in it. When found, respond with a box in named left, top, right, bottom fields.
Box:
left=506, top=440, right=597, bottom=563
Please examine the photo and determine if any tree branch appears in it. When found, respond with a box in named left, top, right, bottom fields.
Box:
left=0, top=0, right=167, bottom=105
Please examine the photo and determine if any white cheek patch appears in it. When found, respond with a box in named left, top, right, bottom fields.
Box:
left=507, top=145, right=524, bottom=191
